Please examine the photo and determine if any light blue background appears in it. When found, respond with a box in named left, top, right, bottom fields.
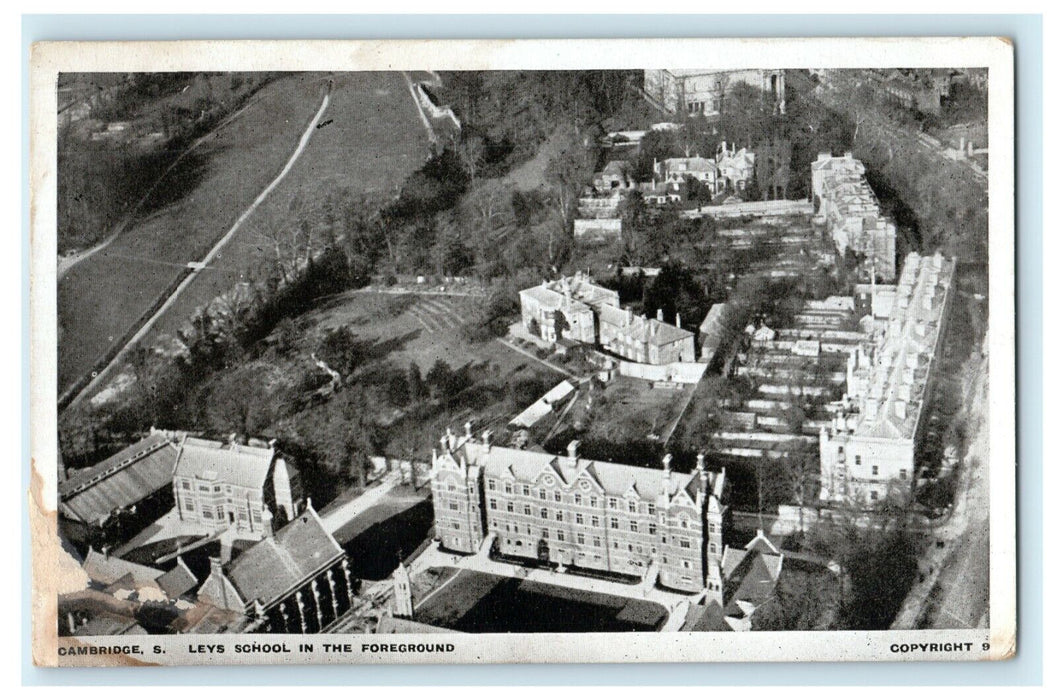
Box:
left=22, top=13, right=1043, bottom=686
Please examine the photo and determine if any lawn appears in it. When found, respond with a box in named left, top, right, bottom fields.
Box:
left=59, top=71, right=432, bottom=396
left=58, top=72, right=329, bottom=393
left=545, top=375, right=690, bottom=463
left=304, top=291, right=535, bottom=377
left=413, top=568, right=668, bottom=633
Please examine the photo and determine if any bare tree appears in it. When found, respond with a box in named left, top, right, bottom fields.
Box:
left=458, top=134, right=486, bottom=188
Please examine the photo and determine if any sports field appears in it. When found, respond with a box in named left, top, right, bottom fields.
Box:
left=58, top=71, right=431, bottom=396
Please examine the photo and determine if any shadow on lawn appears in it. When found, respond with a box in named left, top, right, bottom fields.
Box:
left=343, top=498, right=435, bottom=581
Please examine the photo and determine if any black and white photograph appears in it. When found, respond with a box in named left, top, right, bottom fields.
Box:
left=29, top=37, right=1016, bottom=665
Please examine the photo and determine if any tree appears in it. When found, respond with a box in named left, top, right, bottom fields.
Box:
left=684, top=175, right=712, bottom=204
left=406, top=362, right=426, bottom=401
left=317, top=326, right=364, bottom=378
left=543, top=126, right=595, bottom=260
left=426, top=359, right=455, bottom=399
left=458, top=133, right=486, bottom=187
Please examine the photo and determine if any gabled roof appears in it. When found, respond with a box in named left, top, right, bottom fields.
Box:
left=173, top=437, right=277, bottom=490
left=457, top=441, right=703, bottom=503
left=60, top=432, right=182, bottom=524
left=82, top=548, right=165, bottom=588
left=599, top=160, right=630, bottom=176
left=662, top=156, right=718, bottom=174
left=720, top=531, right=784, bottom=612
left=224, top=506, right=344, bottom=610
left=155, top=556, right=199, bottom=598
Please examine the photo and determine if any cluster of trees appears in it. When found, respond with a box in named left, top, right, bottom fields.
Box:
left=440, top=70, right=645, bottom=174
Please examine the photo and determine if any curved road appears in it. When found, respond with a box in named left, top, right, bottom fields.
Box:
left=66, top=90, right=332, bottom=410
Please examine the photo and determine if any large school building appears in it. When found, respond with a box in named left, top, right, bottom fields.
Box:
left=430, top=425, right=730, bottom=598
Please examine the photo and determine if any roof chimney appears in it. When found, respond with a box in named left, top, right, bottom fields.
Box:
left=662, top=453, right=673, bottom=472
left=209, top=556, right=224, bottom=579
left=464, top=421, right=473, bottom=439
left=657, top=308, right=664, bottom=323
left=482, top=430, right=493, bottom=451
left=567, top=440, right=580, bottom=460
left=696, top=452, right=705, bottom=473
left=893, top=400, right=907, bottom=420
left=676, top=313, right=682, bottom=329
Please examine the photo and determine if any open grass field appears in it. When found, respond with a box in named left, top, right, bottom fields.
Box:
left=305, top=291, right=535, bottom=377
left=413, top=567, right=668, bottom=633
left=58, top=71, right=432, bottom=396
left=147, top=71, right=433, bottom=342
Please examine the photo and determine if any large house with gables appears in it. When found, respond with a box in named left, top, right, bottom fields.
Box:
left=430, top=424, right=731, bottom=597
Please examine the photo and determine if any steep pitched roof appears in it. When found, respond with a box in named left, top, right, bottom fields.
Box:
left=459, top=442, right=702, bottom=503
left=155, top=556, right=199, bottom=598
left=721, top=531, right=783, bottom=611
left=224, top=506, right=344, bottom=609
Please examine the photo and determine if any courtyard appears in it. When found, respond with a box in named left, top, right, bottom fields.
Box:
left=412, top=567, right=669, bottom=634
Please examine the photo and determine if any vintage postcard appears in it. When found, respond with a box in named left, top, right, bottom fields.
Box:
left=30, top=37, right=1015, bottom=665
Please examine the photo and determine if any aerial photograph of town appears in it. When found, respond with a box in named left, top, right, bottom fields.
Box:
left=53, top=66, right=991, bottom=637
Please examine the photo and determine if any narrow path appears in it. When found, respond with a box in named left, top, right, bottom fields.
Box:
left=66, top=90, right=332, bottom=410
left=402, top=71, right=437, bottom=144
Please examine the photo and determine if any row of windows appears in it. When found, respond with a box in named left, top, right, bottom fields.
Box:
left=442, top=482, right=476, bottom=494
left=487, top=501, right=680, bottom=535
left=484, top=480, right=662, bottom=515
left=180, top=496, right=261, bottom=522
left=840, top=453, right=910, bottom=481
left=485, top=499, right=695, bottom=527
